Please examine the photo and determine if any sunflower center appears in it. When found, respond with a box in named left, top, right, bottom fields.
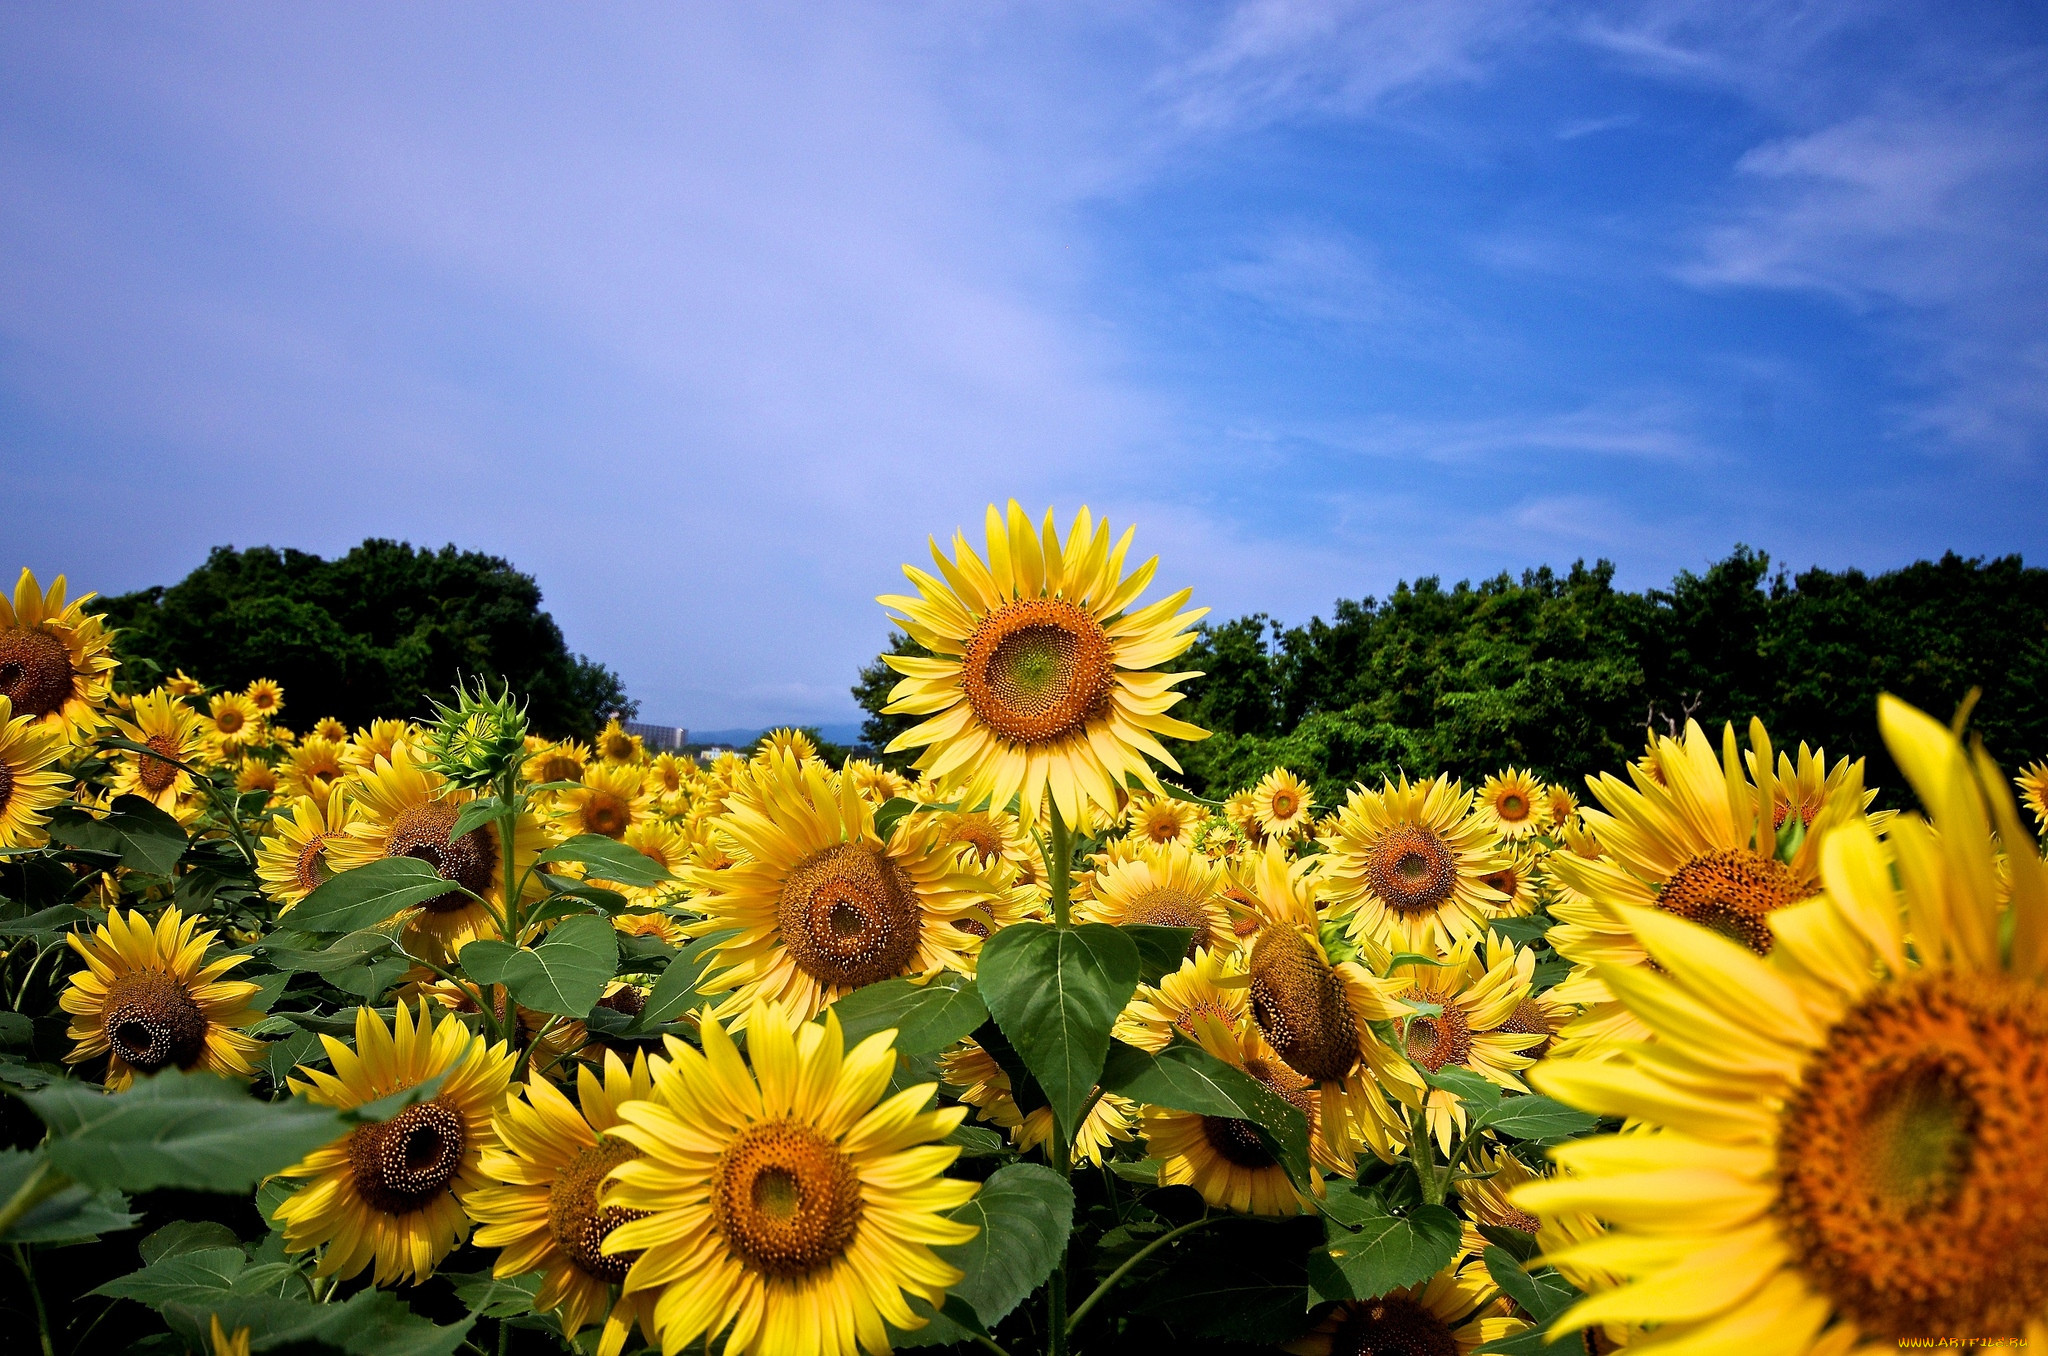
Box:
left=1402, top=1000, right=1473, bottom=1074
left=386, top=802, right=498, bottom=913
left=1775, top=973, right=2048, bottom=1339
left=1657, top=849, right=1815, bottom=955
left=596, top=985, right=647, bottom=1017
left=0, top=761, right=14, bottom=813
left=1122, top=888, right=1213, bottom=955
left=103, top=969, right=208, bottom=1073
left=0, top=627, right=74, bottom=721
left=291, top=834, right=331, bottom=893
left=1480, top=864, right=1522, bottom=903
left=954, top=822, right=1003, bottom=864
left=1271, top=791, right=1297, bottom=818
left=549, top=1137, right=648, bottom=1282
left=1330, top=1293, right=1459, bottom=1356
left=1498, top=793, right=1527, bottom=821
left=1500, top=997, right=1556, bottom=1059
left=1249, top=927, right=1359, bottom=1082
left=1200, top=1114, right=1276, bottom=1168
left=778, top=842, right=922, bottom=990
left=137, top=734, right=182, bottom=795
left=960, top=598, right=1115, bottom=747
left=1366, top=825, right=1459, bottom=915
left=215, top=708, right=245, bottom=734
left=584, top=793, right=630, bottom=839
left=538, top=754, right=582, bottom=783
left=347, top=1099, right=467, bottom=1215
left=712, top=1119, right=863, bottom=1277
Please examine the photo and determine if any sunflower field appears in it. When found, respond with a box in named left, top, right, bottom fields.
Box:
left=3, top=505, right=2047, bottom=1356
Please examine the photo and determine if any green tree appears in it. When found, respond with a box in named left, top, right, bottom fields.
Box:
left=851, top=630, right=930, bottom=772
left=99, top=540, right=634, bottom=740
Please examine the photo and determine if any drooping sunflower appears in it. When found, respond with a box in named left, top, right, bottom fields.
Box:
left=0, top=569, right=119, bottom=746
left=1114, top=946, right=1250, bottom=1052
left=1076, top=839, right=1231, bottom=955
left=60, top=905, right=264, bottom=1089
left=468, top=1050, right=663, bottom=1356
left=2013, top=759, right=2048, bottom=832
left=1124, top=793, right=1204, bottom=848
left=1544, top=782, right=1580, bottom=831
left=256, top=793, right=358, bottom=908
left=757, top=727, right=818, bottom=764
left=1517, top=696, right=2048, bottom=1351
left=1142, top=1016, right=1317, bottom=1215
left=602, top=1002, right=981, bottom=1356
left=1476, top=768, right=1550, bottom=840
left=0, top=694, right=74, bottom=849
left=204, top=691, right=261, bottom=758
left=104, top=687, right=209, bottom=819
left=553, top=762, right=656, bottom=842
left=272, top=1001, right=514, bottom=1285
left=1284, top=1253, right=1525, bottom=1356
left=325, top=741, right=546, bottom=958
left=689, top=751, right=1021, bottom=1024
left=1252, top=767, right=1316, bottom=839
left=841, top=758, right=911, bottom=806
left=878, top=501, right=1209, bottom=829
left=938, top=1037, right=1139, bottom=1166
left=280, top=735, right=351, bottom=808
left=1372, top=933, right=1543, bottom=1152
left=1319, top=775, right=1506, bottom=954
left=244, top=677, right=284, bottom=717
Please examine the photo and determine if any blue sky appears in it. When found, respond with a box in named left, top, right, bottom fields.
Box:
left=4, top=2, right=2044, bottom=729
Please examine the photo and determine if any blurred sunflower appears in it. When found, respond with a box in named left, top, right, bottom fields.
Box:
left=204, top=691, right=261, bottom=758
left=1223, top=788, right=1266, bottom=845
left=841, top=758, right=911, bottom=805
left=346, top=718, right=416, bottom=771
left=1519, top=697, right=2048, bottom=1352
left=1544, top=782, right=1580, bottom=830
left=1076, top=839, right=1231, bottom=956
left=0, top=568, right=118, bottom=745
left=595, top=718, right=643, bottom=766
left=1284, top=1254, right=1523, bottom=1356
left=0, top=695, right=70, bottom=849
left=1252, top=767, right=1316, bottom=839
left=165, top=669, right=204, bottom=698
left=272, top=1001, right=513, bottom=1285
left=554, top=762, right=655, bottom=842
left=757, top=727, right=817, bottom=764
left=643, top=751, right=693, bottom=805
left=938, top=1035, right=1138, bottom=1166
left=310, top=716, right=349, bottom=743
left=469, top=1050, right=663, bottom=1356
left=1142, top=1017, right=1316, bottom=1215
left=61, top=905, right=264, bottom=1089
left=603, top=1003, right=980, bottom=1356
left=1476, top=768, right=1550, bottom=840
left=1319, top=775, right=1504, bottom=953
left=280, top=735, right=350, bottom=808
left=207, top=1316, right=250, bottom=1356
left=2013, top=759, right=2048, bottom=832
left=256, top=793, right=357, bottom=908
left=234, top=758, right=278, bottom=796
left=105, top=688, right=208, bottom=819
left=878, top=500, right=1208, bottom=829
left=1752, top=738, right=1882, bottom=836
left=244, top=677, right=284, bottom=717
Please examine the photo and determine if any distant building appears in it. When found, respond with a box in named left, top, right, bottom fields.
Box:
left=624, top=721, right=688, bottom=752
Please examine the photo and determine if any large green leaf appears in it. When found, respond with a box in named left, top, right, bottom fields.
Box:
left=289, top=857, right=465, bottom=933
left=535, top=834, right=674, bottom=887
left=826, top=974, right=987, bottom=1056
left=630, top=928, right=736, bottom=1031
left=446, top=1268, right=543, bottom=1318
left=459, top=914, right=618, bottom=1016
left=1477, top=1244, right=1590, bottom=1356
left=1123, top=924, right=1197, bottom=985
left=263, top=929, right=409, bottom=1000
left=0, top=1148, right=136, bottom=1243
left=976, top=922, right=1139, bottom=1143
left=1308, top=1182, right=1461, bottom=1302
left=139, top=1219, right=241, bottom=1264
left=1475, top=1094, right=1601, bottom=1143
left=893, top=1163, right=1074, bottom=1346
left=1098, top=1040, right=1313, bottom=1188
left=48, top=796, right=188, bottom=875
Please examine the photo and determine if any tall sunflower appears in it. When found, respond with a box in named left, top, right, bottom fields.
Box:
left=594, top=718, right=644, bottom=766
left=106, top=689, right=209, bottom=821
left=1252, top=767, right=1316, bottom=839
left=0, top=694, right=72, bottom=849
left=601, top=1002, right=981, bottom=1356
left=689, top=751, right=1021, bottom=1025
left=256, top=793, right=357, bottom=908
left=1476, top=768, right=1550, bottom=840
left=60, top=905, right=264, bottom=1089
left=878, top=501, right=1208, bottom=828
left=271, top=1001, right=513, bottom=1285
left=1076, top=839, right=1232, bottom=956
left=0, top=568, right=119, bottom=745
left=1517, top=695, right=2048, bottom=1351
left=469, top=1050, right=663, bottom=1356
left=1319, top=775, right=1505, bottom=954
left=1142, top=1016, right=1318, bottom=1215
left=1284, top=1254, right=1524, bottom=1356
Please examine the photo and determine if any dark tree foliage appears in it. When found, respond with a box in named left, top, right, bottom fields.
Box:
left=98, top=540, right=636, bottom=740
left=850, top=548, right=2048, bottom=808
left=851, top=630, right=932, bottom=772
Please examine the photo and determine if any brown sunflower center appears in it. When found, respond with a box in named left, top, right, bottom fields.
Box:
left=1270, top=790, right=1298, bottom=818
left=538, top=754, right=583, bottom=784
left=596, top=984, right=647, bottom=1018
left=103, top=969, right=208, bottom=1074
left=953, top=821, right=1004, bottom=864
left=293, top=834, right=331, bottom=894
left=1330, top=1293, right=1459, bottom=1356
left=1497, top=793, right=1528, bottom=820
left=1366, top=824, right=1459, bottom=915
left=549, top=1136, right=648, bottom=1282
left=583, top=793, right=630, bottom=839
left=959, top=598, right=1115, bottom=747
left=1402, top=998, right=1473, bottom=1074
left=1200, top=1114, right=1277, bottom=1168
left=1657, top=849, right=1815, bottom=955
left=712, top=1119, right=863, bottom=1277
left=602, top=735, right=634, bottom=761
left=1500, top=997, right=1556, bottom=1059
left=778, top=842, right=921, bottom=990
left=386, top=802, right=498, bottom=913
left=347, top=1099, right=467, bottom=1215
left=138, top=734, right=183, bottom=795
left=0, top=627, right=74, bottom=721
left=1775, top=973, right=2048, bottom=1340
left=0, top=760, right=14, bottom=813
left=1121, top=887, right=1213, bottom=956
left=214, top=707, right=245, bottom=734
left=1480, top=864, right=1522, bottom=904
left=1249, top=927, right=1358, bottom=1082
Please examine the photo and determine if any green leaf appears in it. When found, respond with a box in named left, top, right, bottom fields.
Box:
left=944, top=1123, right=1007, bottom=1157
left=873, top=796, right=918, bottom=840
left=1477, top=1223, right=1539, bottom=1263
left=535, top=834, right=674, bottom=887
left=930, top=1163, right=1073, bottom=1328
left=0, top=1011, right=31, bottom=1047
left=1482, top=1245, right=1582, bottom=1327
left=825, top=974, right=987, bottom=1056
left=1421, top=1064, right=1503, bottom=1110
left=446, top=1268, right=542, bottom=1318
left=264, top=929, right=409, bottom=1000
left=976, top=922, right=1140, bottom=1144
left=139, top=1219, right=240, bottom=1264
left=1099, top=1040, right=1313, bottom=1188
left=459, top=914, right=618, bottom=1017
left=446, top=797, right=504, bottom=844
left=1309, top=1189, right=1461, bottom=1302
left=893, top=1292, right=992, bottom=1349
left=289, top=857, right=463, bottom=933
left=48, top=796, right=189, bottom=875
left=0, top=904, right=91, bottom=939
left=630, top=928, right=736, bottom=1031
left=0, top=1148, right=136, bottom=1243
left=1123, top=924, right=1197, bottom=985
left=534, top=875, right=632, bottom=916
left=259, top=1029, right=326, bottom=1088
left=1473, top=1094, right=1601, bottom=1143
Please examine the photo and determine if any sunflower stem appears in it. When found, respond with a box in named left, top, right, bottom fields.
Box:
left=1411, top=1105, right=1445, bottom=1206
left=10, top=1244, right=55, bottom=1356
left=1047, top=805, right=1072, bottom=929
left=1065, top=1213, right=1212, bottom=1334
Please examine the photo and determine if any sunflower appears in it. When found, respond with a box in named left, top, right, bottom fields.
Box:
left=1123, top=793, right=1204, bottom=848
left=1114, top=946, right=1249, bottom=1052
left=60, top=905, right=264, bottom=1089
left=1142, top=1016, right=1317, bottom=1214
left=1480, top=842, right=1540, bottom=917
left=644, top=752, right=694, bottom=804
left=594, top=718, right=644, bottom=766
left=468, top=1050, right=663, bottom=1356
left=280, top=735, right=351, bottom=808
left=1518, top=697, right=2048, bottom=1351
left=878, top=501, right=1209, bottom=829
left=757, top=727, right=818, bottom=764
left=602, top=1002, right=980, bottom=1356
left=166, top=669, right=204, bottom=698
left=2013, top=759, right=2048, bottom=833
left=325, top=741, right=546, bottom=959
left=1373, top=933, right=1543, bottom=1152
left=932, top=806, right=1038, bottom=883
left=1477, top=768, right=1550, bottom=840
left=203, top=691, right=261, bottom=758
left=272, top=1001, right=514, bottom=1285
left=207, top=1315, right=250, bottom=1356
left=1252, top=767, right=1316, bottom=839
left=1223, top=788, right=1265, bottom=844
left=1752, top=738, right=1882, bottom=835
left=938, top=1037, right=1139, bottom=1166
left=1284, top=1253, right=1524, bottom=1356
left=1319, top=775, right=1505, bottom=954
left=553, top=762, right=655, bottom=842
left=689, top=751, right=1021, bottom=1024
left=841, top=758, right=911, bottom=805
left=257, top=793, right=358, bottom=907
left=309, top=716, right=348, bottom=743
left=0, top=569, right=119, bottom=746
left=0, top=695, right=74, bottom=848
left=593, top=820, right=691, bottom=912
left=346, top=719, right=417, bottom=771
left=103, top=687, right=208, bottom=819
left=1076, top=839, right=1231, bottom=956
left=243, top=677, right=284, bottom=717
left=235, top=758, right=278, bottom=796
left=1544, top=782, right=1580, bottom=830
